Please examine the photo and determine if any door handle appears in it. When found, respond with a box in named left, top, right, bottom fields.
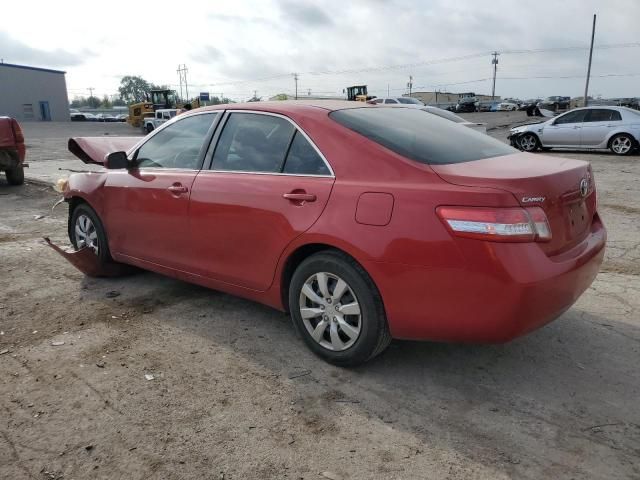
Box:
left=283, top=192, right=317, bottom=202
left=573, top=126, right=580, bottom=129
left=168, top=184, right=188, bottom=194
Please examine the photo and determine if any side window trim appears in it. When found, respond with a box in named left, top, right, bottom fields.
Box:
left=203, top=110, right=334, bottom=177
left=131, top=111, right=222, bottom=171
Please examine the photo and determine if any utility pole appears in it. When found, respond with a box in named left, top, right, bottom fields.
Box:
left=407, top=75, right=413, bottom=97
left=307, top=88, right=311, bottom=96
left=387, top=84, right=390, bottom=97
left=293, top=73, right=299, bottom=99
left=177, top=66, right=183, bottom=101
left=491, top=52, right=499, bottom=100
left=177, top=64, right=189, bottom=101
left=87, top=87, right=94, bottom=99
left=583, top=14, right=596, bottom=107
left=254, top=90, right=257, bottom=99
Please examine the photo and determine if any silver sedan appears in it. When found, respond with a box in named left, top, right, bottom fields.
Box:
left=509, top=106, right=640, bottom=155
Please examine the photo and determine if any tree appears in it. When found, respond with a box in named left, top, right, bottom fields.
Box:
left=101, top=95, right=112, bottom=108
left=87, top=96, right=101, bottom=108
left=274, top=93, right=289, bottom=101
left=118, top=75, right=152, bottom=104
left=112, top=97, right=126, bottom=107
left=247, top=95, right=262, bottom=102
left=210, top=96, right=233, bottom=105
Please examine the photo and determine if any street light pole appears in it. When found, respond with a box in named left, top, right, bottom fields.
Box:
left=491, top=52, right=499, bottom=100
left=583, top=14, right=597, bottom=107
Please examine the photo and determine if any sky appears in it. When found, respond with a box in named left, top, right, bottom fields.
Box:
left=2, top=0, right=639, bottom=102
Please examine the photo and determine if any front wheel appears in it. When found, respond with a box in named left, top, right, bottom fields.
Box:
left=69, top=203, right=113, bottom=265
left=289, top=251, right=391, bottom=366
left=609, top=133, right=635, bottom=156
left=5, top=165, right=24, bottom=185
left=518, top=133, right=540, bottom=152
left=145, top=124, right=154, bottom=134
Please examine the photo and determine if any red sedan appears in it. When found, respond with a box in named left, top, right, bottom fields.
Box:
left=62, top=101, right=606, bottom=365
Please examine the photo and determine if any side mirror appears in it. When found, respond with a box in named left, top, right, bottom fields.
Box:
left=105, top=151, right=129, bottom=169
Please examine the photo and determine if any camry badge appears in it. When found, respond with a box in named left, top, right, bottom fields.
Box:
left=522, top=196, right=545, bottom=203
left=580, top=178, right=589, bottom=197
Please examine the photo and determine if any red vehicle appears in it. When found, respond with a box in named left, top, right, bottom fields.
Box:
left=0, top=116, right=26, bottom=185
left=61, top=102, right=606, bottom=365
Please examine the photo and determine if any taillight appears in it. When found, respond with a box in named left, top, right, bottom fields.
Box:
left=436, top=206, right=551, bottom=242
left=10, top=119, right=24, bottom=143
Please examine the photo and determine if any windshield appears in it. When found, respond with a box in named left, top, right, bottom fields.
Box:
left=397, top=97, right=423, bottom=105
left=330, top=107, right=515, bottom=165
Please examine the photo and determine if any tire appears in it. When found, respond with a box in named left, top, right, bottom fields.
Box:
left=5, top=165, right=24, bottom=185
left=69, top=203, right=113, bottom=265
left=518, top=133, right=540, bottom=152
left=145, top=124, right=154, bottom=134
left=288, top=251, right=391, bottom=366
left=609, top=133, right=635, bottom=156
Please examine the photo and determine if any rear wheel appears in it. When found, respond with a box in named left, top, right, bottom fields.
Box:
left=289, top=251, right=391, bottom=366
left=69, top=203, right=112, bottom=265
left=518, top=133, right=540, bottom=152
left=609, top=133, right=635, bottom=156
left=5, top=165, right=24, bottom=185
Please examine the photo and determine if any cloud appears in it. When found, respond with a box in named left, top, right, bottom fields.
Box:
left=0, top=31, right=88, bottom=68
left=278, top=1, right=333, bottom=27
left=190, top=45, right=225, bottom=63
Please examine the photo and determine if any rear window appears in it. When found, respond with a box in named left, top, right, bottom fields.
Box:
left=330, top=107, right=515, bottom=165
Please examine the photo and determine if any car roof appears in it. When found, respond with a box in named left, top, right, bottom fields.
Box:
left=197, top=100, right=375, bottom=116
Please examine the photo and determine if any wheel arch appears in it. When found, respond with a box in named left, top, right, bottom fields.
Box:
left=279, top=242, right=380, bottom=313
left=607, top=131, right=637, bottom=148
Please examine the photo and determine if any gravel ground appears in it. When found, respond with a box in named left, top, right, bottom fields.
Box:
left=1, top=117, right=639, bottom=480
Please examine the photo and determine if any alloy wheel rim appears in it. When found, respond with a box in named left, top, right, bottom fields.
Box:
left=520, top=135, right=537, bottom=151
left=612, top=136, right=631, bottom=154
left=75, top=214, right=99, bottom=255
left=299, top=272, right=362, bottom=351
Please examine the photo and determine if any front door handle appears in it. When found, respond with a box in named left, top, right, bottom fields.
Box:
left=168, top=184, right=188, bottom=194
left=283, top=192, right=317, bottom=203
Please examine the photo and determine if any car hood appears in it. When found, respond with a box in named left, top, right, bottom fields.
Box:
left=68, top=136, right=140, bottom=165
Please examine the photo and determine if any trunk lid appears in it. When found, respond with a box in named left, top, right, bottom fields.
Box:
left=431, top=152, right=596, bottom=256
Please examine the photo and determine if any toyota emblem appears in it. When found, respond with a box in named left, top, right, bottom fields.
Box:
left=579, top=178, right=589, bottom=197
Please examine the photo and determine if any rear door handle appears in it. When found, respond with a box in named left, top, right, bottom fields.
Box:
left=168, top=184, right=188, bottom=194
left=283, top=192, right=316, bottom=202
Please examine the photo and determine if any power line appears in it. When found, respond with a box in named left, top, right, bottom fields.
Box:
left=193, top=42, right=640, bottom=88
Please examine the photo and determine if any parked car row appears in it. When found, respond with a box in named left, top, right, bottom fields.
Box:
left=70, top=112, right=128, bottom=122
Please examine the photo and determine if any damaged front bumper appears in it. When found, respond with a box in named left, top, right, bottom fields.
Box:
left=43, top=237, right=135, bottom=277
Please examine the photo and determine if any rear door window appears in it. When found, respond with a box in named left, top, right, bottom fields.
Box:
left=212, top=113, right=295, bottom=173
left=330, top=107, right=514, bottom=165
left=585, top=109, right=622, bottom=122
left=282, top=132, right=331, bottom=176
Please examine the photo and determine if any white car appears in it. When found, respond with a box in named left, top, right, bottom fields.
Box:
left=508, top=106, right=640, bottom=155
left=421, top=106, right=487, bottom=134
left=495, top=101, right=519, bottom=111
left=143, top=109, right=180, bottom=134
left=368, top=97, right=424, bottom=107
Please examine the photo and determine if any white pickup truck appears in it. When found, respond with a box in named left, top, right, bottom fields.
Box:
left=142, top=109, right=180, bottom=134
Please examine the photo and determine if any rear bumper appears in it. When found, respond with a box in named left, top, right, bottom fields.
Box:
left=364, top=215, right=606, bottom=343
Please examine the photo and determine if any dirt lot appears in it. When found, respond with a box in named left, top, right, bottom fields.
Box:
left=1, top=119, right=639, bottom=480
